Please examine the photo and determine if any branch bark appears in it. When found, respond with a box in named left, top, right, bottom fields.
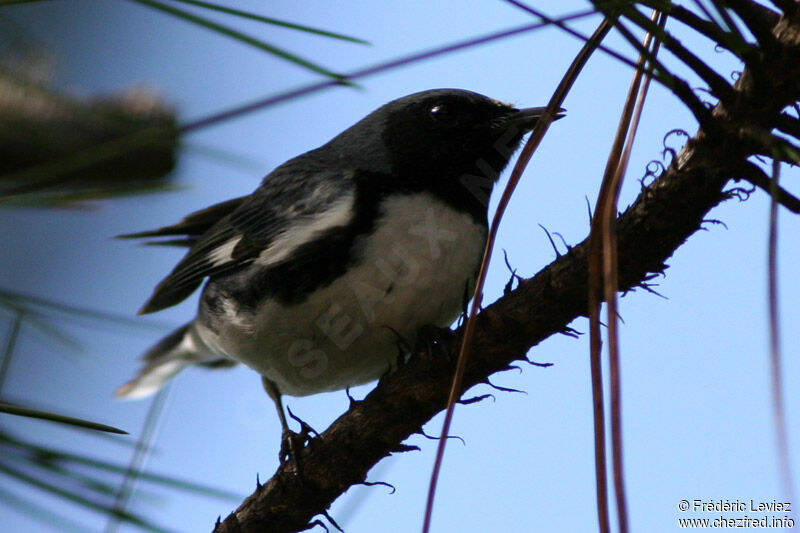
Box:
left=214, top=6, right=800, bottom=532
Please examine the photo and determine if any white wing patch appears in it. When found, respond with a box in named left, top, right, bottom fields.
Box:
left=208, top=236, right=243, bottom=267
left=256, top=192, right=355, bottom=266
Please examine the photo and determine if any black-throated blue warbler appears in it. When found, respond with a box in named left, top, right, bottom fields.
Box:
left=117, top=89, right=557, bottom=454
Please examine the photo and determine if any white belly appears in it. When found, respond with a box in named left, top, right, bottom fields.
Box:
left=197, top=192, right=486, bottom=396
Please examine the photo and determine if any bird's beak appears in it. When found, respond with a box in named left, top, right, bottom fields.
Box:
left=506, top=106, right=566, bottom=131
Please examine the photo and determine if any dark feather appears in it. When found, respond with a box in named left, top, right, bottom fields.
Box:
left=117, top=196, right=246, bottom=242
left=137, top=164, right=355, bottom=315
left=142, top=238, right=198, bottom=248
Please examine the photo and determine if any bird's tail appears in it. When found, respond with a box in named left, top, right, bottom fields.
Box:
left=116, top=322, right=218, bottom=399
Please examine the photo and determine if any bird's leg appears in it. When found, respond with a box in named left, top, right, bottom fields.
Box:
left=261, top=377, right=316, bottom=473
left=262, top=377, right=300, bottom=471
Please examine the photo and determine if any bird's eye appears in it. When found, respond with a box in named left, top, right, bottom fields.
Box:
left=429, top=103, right=457, bottom=124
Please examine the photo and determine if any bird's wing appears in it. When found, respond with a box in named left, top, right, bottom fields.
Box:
left=118, top=196, right=247, bottom=247
left=137, top=168, right=355, bottom=314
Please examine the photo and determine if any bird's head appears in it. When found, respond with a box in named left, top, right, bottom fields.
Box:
left=326, top=89, right=561, bottom=212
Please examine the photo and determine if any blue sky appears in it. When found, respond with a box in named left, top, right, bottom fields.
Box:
left=1, top=1, right=798, bottom=532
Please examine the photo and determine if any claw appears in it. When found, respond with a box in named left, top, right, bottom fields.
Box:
left=287, top=405, right=318, bottom=440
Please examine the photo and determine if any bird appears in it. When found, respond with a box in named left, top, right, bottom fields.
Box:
left=117, top=88, right=559, bottom=460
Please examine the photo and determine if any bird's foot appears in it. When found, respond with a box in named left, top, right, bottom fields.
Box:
left=416, top=324, right=458, bottom=362
left=278, top=407, right=318, bottom=474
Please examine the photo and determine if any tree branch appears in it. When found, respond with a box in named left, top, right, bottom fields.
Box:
left=214, top=6, right=800, bottom=532
left=0, top=74, right=178, bottom=202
